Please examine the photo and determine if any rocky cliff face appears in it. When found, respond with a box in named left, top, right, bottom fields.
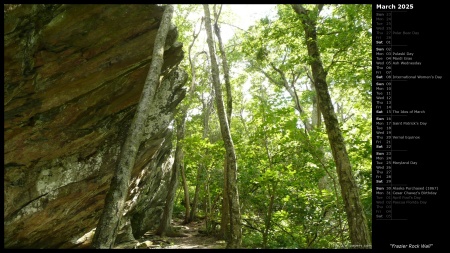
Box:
left=4, top=4, right=186, bottom=248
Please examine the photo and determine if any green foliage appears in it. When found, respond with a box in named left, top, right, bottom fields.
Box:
left=171, top=4, right=371, bottom=249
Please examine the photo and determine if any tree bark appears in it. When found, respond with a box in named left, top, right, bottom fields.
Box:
left=92, top=5, right=174, bottom=248
left=203, top=4, right=242, bottom=248
left=220, top=159, right=230, bottom=240
left=263, top=183, right=276, bottom=248
left=213, top=5, right=233, bottom=124
left=156, top=148, right=179, bottom=236
left=213, top=5, right=236, bottom=243
left=180, top=160, right=190, bottom=224
left=190, top=164, right=202, bottom=221
left=259, top=90, right=275, bottom=249
left=205, top=174, right=213, bottom=232
left=156, top=114, right=186, bottom=236
left=190, top=93, right=213, bottom=222
left=291, top=4, right=371, bottom=247
left=311, top=82, right=322, bottom=128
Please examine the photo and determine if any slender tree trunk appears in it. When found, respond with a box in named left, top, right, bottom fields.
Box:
left=213, top=5, right=232, bottom=123
left=203, top=182, right=209, bottom=230
left=156, top=144, right=180, bottom=236
left=311, top=83, right=322, bottom=128
left=291, top=4, right=371, bottom=247
left=220, top=160, right=230, bottom=240
left=260, top=94, right=275, bottom=249
left=156, top=106, right=189, bottom=236
left=180, top=162, right=190, bottom=224
left=203, top=4, right=242, bottom=248
left=213, top=4, right=234, bottom=243
left=202, top=92, right=213, bottom=139
left=92, top=5, right=174, bottom=248
left=263, top=183, right=276, bottom=248
left=190, top=165, right=202, bottom=221
left=190, top=94, right=213, bottom=222
left=190, top=92, right=211, bottom=221
left=205, top=174, right=213, bottom=233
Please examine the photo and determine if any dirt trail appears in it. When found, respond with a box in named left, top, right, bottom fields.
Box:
left=114, top=218, right=226, bottom=249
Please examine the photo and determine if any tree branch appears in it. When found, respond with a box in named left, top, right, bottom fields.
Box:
left=242, top=218, right=264, bottom=234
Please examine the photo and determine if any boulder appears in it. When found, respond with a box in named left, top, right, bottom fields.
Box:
left=4, top=4, right=185, bottom=248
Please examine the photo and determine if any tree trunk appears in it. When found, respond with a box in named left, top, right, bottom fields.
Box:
left=260, top=95, right=275, bottom=249
left=213, top=5, right=233, bottom=124
left=291, top=4, right=371, bottom=247
left=180, top=160, right=190, bottom=224
left=156, top=149, right=179, bottom=236
left=220, top=159, right=230, bottom=240
left=263, top=183, right=276, bottom=248
left=213, top=4, right=237, bottom=244
left=203, top=4, right=242, bottom=248
left=92, top=5, right=174, bottom=248
left=190, top=94, right=213, bottom=222
left=213, top=7, right=233, bottom=241
left=190, top=165, right=202, bottom=221
left=205, top=174, right=213, bottom=233
left=156, top=111, right=188, bottom=236
left=311, top=83, right=322, bottom=128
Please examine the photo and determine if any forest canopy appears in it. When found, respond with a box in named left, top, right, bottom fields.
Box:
left=163, top=4, right=372, bottom=249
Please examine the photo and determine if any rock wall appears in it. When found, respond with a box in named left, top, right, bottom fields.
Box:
left=4, top=4, right=186, bottom=248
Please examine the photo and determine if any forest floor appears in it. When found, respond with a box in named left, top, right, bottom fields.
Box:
left=114, top=217, right=226, bottom=249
